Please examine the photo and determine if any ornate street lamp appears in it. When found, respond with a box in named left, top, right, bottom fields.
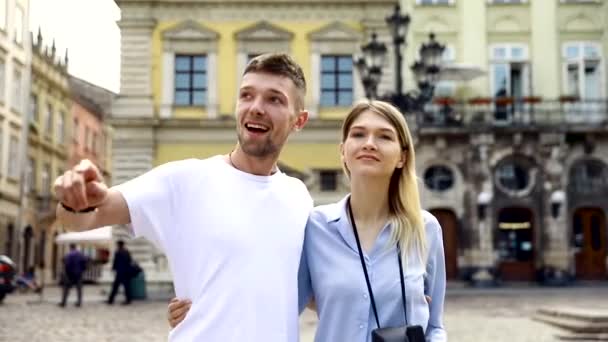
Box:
left=355, top=32, right=386, bottom=99
left=355, top=5, right=445, bottom=114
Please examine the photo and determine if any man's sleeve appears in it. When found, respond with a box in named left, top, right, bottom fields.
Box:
left=113, top=162, right=176, bottom=252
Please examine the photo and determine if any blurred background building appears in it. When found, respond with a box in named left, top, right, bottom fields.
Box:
left=111, top=0, right=608, bottom=286
left=0, top=0, right=115, bottom=285
left=1, top=0, right=605, bottom=288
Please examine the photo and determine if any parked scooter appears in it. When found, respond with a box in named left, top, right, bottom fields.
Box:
left=0, top=255, right=16, bottom=303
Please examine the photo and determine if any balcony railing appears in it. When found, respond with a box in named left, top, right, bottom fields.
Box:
left=417, top=97, right=608, bottom=130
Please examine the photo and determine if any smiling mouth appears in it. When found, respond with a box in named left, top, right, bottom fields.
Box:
left=245, top=123, right=270, bottom=134
left=357, top=155, right=380, bottom=161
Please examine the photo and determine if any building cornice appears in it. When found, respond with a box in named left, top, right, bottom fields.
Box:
left=117, top=0, right=395, bottom=5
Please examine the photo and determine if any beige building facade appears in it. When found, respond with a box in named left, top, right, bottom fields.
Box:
left=0, top=0, right=31, bottom=269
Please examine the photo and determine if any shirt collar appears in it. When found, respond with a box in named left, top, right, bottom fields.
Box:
left=328, top=194, right=394, bottom=258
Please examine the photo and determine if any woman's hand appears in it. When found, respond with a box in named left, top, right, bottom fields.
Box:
left=168, top=297, right=192, bottom=328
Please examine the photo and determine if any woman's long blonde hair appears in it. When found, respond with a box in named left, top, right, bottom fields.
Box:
left=341, top=100, right=427, bottom=265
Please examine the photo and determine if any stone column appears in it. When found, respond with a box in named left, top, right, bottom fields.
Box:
left=112, top=17, right=157, bottom=119
left=540, top=140, right=570, bottom=285
left=469, top=134, right=497, bottom=286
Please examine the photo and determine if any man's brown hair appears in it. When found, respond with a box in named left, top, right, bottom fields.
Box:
left=243, top=53, right=307, bottom=110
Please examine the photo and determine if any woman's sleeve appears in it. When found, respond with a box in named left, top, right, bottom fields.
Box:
left=425, top=216, right=447, bottom=342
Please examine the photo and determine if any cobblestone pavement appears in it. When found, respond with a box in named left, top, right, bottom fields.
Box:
left=1, top=284, right=607, bottom=341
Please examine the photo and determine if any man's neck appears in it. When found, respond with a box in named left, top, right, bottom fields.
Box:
left=227, top=146, right=279, bottom=176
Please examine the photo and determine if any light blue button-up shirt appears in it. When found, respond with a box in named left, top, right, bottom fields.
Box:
left=298, top=195, right=447, bottom=342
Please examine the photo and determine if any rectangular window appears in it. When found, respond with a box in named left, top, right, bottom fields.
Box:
left=320, top=55, right=353, bottom=107
left=41, top=163, right=50, bottom=195
left=0, top=0, right=6, bottom=30
left=7, top=136, right=17, bottom=178
left=26, top=157, right=35, bottom=193
left=45, top=103, right=53, bottom=137
left=563, top=42, right=602, bottom=99
left=56, top=111, right=64, bottom=143
left=14, top=5, right=23, bottom=44
left=0, top=59, right=4, bottom=102
left=490, top=44, right=530, bottom=98
left=319, top=170, right=338, bottom=191
left=0, top=125, right=3, bottom=175
left=84, top=127, right=90, bottom=150
left=30, top=94, right=38, bottom=122
left=174, top=55, right=207, bottom=106
left=12, top=69, right=21, bottom=112
left=435, top=46, right=456, bottom=97
left=92, top=132, right=97, bottom=154
left=73, top=118, right=79, bottom=143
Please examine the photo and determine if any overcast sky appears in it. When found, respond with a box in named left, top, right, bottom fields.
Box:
left=30, top=0, right=121, bottom=93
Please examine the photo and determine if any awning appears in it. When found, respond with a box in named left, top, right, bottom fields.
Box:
left=55, top=226, right=114, bottom=246
left=438, top=64, right=486, bottom=82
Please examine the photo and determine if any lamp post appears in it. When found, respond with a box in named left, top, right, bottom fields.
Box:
left=355, top=4, right=445, bottom=114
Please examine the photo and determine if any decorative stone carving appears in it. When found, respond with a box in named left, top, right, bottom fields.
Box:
left=309, top=21, right=362, bottom=42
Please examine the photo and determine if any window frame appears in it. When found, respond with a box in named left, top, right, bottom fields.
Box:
left=13, top=4, right=23, bottom=44
left=173, top=54, right=208, bottom=107
left=561, top=42, right=604, bottom=99
left=319, top=55, right=354, bottom=108
left=489, top=43, right=530, bottom=98
left=319, top=170, right=339, bottom=192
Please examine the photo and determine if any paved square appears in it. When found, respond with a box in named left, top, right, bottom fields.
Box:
left=1, top=285, right=606, bottom=341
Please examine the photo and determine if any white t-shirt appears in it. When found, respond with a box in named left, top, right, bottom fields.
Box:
left=115, top=156, right=313, bottom=342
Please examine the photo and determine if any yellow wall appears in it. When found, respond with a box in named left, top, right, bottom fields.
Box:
left=156, top=142, right=342, bottom=171
left=152, top=20, right=361, bottom=118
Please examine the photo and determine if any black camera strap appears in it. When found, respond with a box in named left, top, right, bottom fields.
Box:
left=347, top=198, right=408, bottom=330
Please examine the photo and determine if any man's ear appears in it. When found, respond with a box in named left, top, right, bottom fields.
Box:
left=293, top=110, right=309, bottom=131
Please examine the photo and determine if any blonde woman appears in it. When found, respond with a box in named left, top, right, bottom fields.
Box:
left=168, top=100, right=447, bottom=341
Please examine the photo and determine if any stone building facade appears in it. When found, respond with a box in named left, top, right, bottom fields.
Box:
left=111, top=0, right=608, bottom=285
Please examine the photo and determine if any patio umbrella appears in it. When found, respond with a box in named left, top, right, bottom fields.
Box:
left=55, top=226, right=113, bottom=247
left=438, top=64, right=486, bottom=82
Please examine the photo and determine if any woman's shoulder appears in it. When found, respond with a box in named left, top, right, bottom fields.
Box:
left=421, top=210, right=443, bottom=242
left=306, top=197, right=348, bottom=231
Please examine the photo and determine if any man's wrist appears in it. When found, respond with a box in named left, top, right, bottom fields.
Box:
left=60, top=202, right=97, bottom=214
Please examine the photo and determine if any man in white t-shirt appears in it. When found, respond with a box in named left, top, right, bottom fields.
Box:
left=53, top=53, right=313, bottom=341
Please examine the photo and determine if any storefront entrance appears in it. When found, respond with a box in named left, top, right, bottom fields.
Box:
left=497, top=207, right=535, bottom=281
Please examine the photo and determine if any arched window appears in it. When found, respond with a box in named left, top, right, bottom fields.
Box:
left=424, top=165, right=455, bottom=192
left=569, top=159, right=608, bottom=195
left=496, top=161, right=529, bottom=191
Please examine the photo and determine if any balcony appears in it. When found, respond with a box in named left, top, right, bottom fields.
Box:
left=416, top=97, right=608, bottom=133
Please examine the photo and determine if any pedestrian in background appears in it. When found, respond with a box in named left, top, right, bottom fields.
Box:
left=107, top=240, right=133, bottom=305
left=59, top=243, right=87, bottom=307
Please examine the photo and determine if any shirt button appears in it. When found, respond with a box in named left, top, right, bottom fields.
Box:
left=359, top=324, right=364, bottom=329
left=363, top=294, right=368, bottom=299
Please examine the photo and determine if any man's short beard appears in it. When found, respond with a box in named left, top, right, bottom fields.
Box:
left=237, top=134, right=279, bottom=157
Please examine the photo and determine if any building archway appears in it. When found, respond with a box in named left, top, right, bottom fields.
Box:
left=52, top=232, right=59, bottom=280
left=573, top=207, right=606, bottom=280
left=496, top=207, right=535, bottom=281
left=22, top=226, right=34, bottom=271
left=430, top=209, right=459, bottom=280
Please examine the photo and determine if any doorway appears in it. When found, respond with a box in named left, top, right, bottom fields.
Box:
left=430, top=209, right=459, bottom=280
left=573, top=208, right=607, bottom=280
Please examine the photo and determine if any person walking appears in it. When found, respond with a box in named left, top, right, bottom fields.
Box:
left=59, top=243, right=87, bottom=307
left=107, top=240, right=133, bottom=305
